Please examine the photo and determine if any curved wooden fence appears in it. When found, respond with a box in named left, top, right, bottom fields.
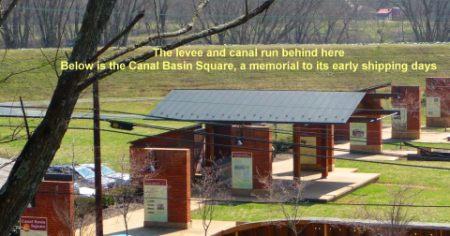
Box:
left=213, top=218, right=450, bottom=236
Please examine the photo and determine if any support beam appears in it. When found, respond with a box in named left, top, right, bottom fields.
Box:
left=293, top=125, right=301, bottom=180
left=205, top=124, right=215, bottom=165
left=293, top=124, right=334, bottom=179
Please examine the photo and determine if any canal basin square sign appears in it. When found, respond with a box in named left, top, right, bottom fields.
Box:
left=144, top=179, right=168, bottom=222
left=232, top=152, right=253, bottom=189
left=20, top=216, right=47, bottom=236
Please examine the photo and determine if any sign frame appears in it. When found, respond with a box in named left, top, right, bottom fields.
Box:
left=350, top=122, right=367, bottom=145
left=20, top=216, right=48, bottom=236
left=144, top=178, right=168, bottom=223
left=231, top=152, right=253, bottom=190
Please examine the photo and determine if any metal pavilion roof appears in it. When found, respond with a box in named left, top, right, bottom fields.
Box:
left=149, top=90, right=366, bottom=124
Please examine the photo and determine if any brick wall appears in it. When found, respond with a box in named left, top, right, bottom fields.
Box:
left=334, top=123, right=350, bottom=141
left=230, top=125, right=272, bottom=190
left=130, top=125, right=201, bottom=180
left=130, top=148, right=191, bottom=228
left=293, top=124, right=334, bottom=178
left=426, top=78, right=450, bottom=128
left=350, top=92, right=383, bottom=153
left=21, top=180, right=74, bottom=236
left=391, top=86, right=421, bottom=139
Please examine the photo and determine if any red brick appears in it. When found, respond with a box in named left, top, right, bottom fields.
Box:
left=21, top=181, right=74, bottom=236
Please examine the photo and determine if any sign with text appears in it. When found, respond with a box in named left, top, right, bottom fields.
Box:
left=426, top=97, right=441, bottom=118
left=350, top=123, right=367, bottom=145
left=20, top=216, right=47, bottom=236
left=392, top=107, right=407, bottom=130
left=231, top=152, right=253, bottom=189
left=300, top=136, right=317, bottom=164
left=144, top=178, right=168, bottom=222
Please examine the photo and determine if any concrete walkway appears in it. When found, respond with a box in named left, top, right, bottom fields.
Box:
left=0, top=157, right=14, bottom=189
left=382, top=127, right=449, bottom=143
left=272, top=156, right=379, bottom=202
left=0, top=97, right=162, bottom=120
left=77, top=208, right=235, bottom=236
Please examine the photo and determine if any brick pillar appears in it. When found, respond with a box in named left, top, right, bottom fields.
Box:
left=350, top=121, right=382, bottom=153
left=293, top=124, right=334, bottom=178
left=334, top=123, right=350, bottom=142
left=293, top=125, right=301, bottom=179
left=21, top=180, right=74, bottom=236
left=205, top=124, right=215, bottom=163
left=391, top=86, right=421, bottom=139
left=131, top=148, right=191, bottom=229
left=213, top=124, right=232, bottom=159
left=426, top=78, right=450, bottom=128
left=231, top=125, right=272, bottom=195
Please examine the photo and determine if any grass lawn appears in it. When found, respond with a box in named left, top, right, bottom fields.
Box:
left=0, top=100, right=194, bottom=170
left=1, top=44, right=450, bottom=102
left=383, top=141, right=450, bottom=151
left=192, top=159, right=450, bottom=223
left=1, top=45, right=449, bottom=223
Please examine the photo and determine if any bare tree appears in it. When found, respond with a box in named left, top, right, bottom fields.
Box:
left=193, top=166, right=229, bottom=236
left=392, top=0, right=450, bottom=42
left=259, top=175, right=307, bottom=236
left=108, top=155, right=141, bottom=236
left=0, top=0, right=275, bottom=233
left=109, top=185, right=139, bottom=236
left=32, top=0, right=68, bottom=47
left=311, top=0, right=360, bottom=44
left=201, top=0, right=319, bottom=44
left=74, top=197, right=96, bottom=236
left=1, top=0, right=31, bottom=48
left=360, top=186, right=418, bottom=236
left=0, top=0, right=21, bottom=26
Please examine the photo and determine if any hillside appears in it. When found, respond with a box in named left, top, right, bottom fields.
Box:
left=1, top=44, right=449, bottom=102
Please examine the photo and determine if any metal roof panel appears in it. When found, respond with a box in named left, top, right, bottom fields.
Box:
left=149, top=90, right=366, bottom=124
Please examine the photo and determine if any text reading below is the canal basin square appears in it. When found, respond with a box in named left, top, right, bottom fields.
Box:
left=59, top=47, right=438, bottom=74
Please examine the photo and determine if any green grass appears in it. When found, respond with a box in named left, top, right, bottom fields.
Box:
left=384, top=141, right=450, bottom=151
left=192, top=159, right=450, bottom=223
left=1, top=45, right=449, bottom=223
left=0, top=100, right=194, bottom=170
left=1, top=44, right=450, bottom=102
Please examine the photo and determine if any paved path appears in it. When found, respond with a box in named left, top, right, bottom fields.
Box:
left=0, top=157, right=14, bottom=189
left=0, top=98, right=159, bottom=120
left=77, top=208, right=235, bottom=236
left=382, top=127, right=449, bottom=143
left=272, top=156, right=380, bottom=202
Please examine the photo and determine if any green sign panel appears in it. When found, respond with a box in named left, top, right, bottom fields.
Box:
left=144, top=179, right=168, bottom=222
left=232, top=152, right=253, bottom=189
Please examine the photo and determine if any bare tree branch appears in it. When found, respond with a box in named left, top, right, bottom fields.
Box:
left=0, top=0, right=20, bottom=25
left=95, top=0, right=211, bottom=66
left=0, top=62, right=50, bottom=83
left=77, top=0, right=275, bottom=91
left=88, top=10, right=145, bottom=63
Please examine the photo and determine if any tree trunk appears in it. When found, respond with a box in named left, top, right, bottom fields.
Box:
left=0, top=0, right=117, bottom=234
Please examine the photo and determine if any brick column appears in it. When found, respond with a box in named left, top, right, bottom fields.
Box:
left=231, top=125, right=272, bottom=195
left=349, top=120, right=382, bottom=153
left=334, top=123, right=350, bottom=142
left=130, top=148, right=191, bottom=229
left=205, top=124, right=215, bottom=163
left=426, top=78, right=450, bottom=128
left=21, top=180, right=74, bottom=236
left=293, top=124, right=334, bottom=179
left=391, top=86, right=421, bottom=139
